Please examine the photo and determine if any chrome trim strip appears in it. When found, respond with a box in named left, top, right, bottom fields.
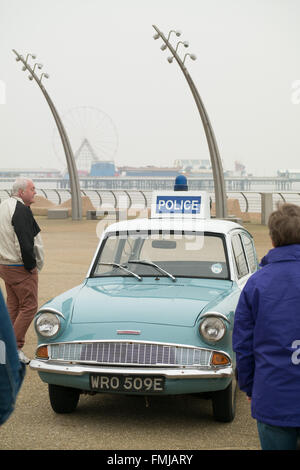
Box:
left=36, top=308, right=66, bottom=320
left=36, top=339, right=225, bottom=349
left=117, top=330, right=141, bottom=335
left=30, top=359, right=233, bottom=379
left=199, top=311, right=230, bottom=323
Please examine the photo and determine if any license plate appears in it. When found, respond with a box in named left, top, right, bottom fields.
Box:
left=90, top=373, right=165, bottom=393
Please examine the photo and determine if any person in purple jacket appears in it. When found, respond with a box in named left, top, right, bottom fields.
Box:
left=233, top=203, right=300, bottom=450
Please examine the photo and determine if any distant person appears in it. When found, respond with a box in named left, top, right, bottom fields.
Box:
left=233, top=203, right=300, bottom=450
left=0, top=178, right=44, bottom=364
left=0, top=288, right=25, bottom=425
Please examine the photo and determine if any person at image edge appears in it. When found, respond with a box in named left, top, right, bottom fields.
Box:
left=233, top=203, right=300, bottom=450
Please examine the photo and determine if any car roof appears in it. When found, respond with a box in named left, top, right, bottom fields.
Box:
left=103, top=217, right=244, bottom=236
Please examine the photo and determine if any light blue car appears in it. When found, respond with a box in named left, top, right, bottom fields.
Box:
left=30, top=191, right=258, bottom=422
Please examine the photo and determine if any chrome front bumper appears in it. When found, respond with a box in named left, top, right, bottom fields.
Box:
left=30, top=359, right=233, bottom=379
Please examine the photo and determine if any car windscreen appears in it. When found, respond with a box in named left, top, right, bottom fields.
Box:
left=91, top=230, right=229, bottom=280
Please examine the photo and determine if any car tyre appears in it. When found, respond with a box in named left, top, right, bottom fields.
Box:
left=211, top=380, right=236, bottom=423
left=48, top=384, right=80, bottom=414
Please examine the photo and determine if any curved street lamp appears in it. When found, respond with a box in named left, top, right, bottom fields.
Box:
left=152, top=25, right=227, bottom=219
left=12, top=49, right=82, bottom=220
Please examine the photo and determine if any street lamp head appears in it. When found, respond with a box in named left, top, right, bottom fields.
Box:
left=28, top=75, right=33, bottom=80
left=22, top=65, right=27, bottom=71
left=166, top=29, right=181, bottom=41
left=167, top=56, right=174, bottom=63
left=160, top=44, right=167, bottom=51
left=39, top=72, right=49, bottom=83
left=183, top=53, right=197, bottom=64
left=32, top=62, right=43, bottom=74
left=175, top=40, right=189, bottom=53
left=153, top=33, right=160, bottom=40
left=25, top=53, right=37, bottom=63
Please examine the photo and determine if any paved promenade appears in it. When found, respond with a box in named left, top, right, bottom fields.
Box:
left=0, top=218, right=271, bottom=450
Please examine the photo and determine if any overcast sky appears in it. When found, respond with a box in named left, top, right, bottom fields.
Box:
left=1, top=0, right=300, bottom=176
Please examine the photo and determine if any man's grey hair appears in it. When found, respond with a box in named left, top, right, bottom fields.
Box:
left=11, top=178, right=32, bottom=196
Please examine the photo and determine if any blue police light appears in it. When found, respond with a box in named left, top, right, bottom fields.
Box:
left=174, top=175, right=188, bottom=191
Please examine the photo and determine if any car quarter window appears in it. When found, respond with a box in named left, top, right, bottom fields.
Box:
left=231, top=233, right=249, bottom=279
left=241, top=232, right=257, bottom=273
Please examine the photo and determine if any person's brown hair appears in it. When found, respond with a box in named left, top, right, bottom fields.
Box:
left=268, top=203, right=300, bottom=247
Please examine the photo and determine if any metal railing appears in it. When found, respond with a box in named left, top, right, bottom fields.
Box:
left=1, top=188, right=300, bottom=222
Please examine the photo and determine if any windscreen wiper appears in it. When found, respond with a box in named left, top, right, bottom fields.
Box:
left=97, top=262, right=142, bottom=281
left=128, top=259, right=176, bottom=282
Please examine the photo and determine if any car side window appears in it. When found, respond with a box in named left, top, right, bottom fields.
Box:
left=231, top=234, right=249, bottom=279
left=241, top=233, right=257, bottom=273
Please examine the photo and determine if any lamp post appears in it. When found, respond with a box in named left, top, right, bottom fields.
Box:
left=13, top=49, right=82, bottom=220
left=152, top=25, right=227, bottom=219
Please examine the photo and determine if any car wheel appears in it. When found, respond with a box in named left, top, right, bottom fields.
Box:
left=48, top=384, right=80, bottom=414
left=211, top=379, right=236, bottom=423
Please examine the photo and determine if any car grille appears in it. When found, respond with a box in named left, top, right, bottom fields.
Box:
left=49, top=341, right=212, bottom=368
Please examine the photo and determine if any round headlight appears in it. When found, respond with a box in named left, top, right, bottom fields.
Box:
left=200, top=316, right=226, bottom=343
left=35, top=313, right=60, bottom=337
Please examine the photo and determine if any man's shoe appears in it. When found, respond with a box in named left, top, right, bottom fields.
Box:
left=18, top=350, right=30, bottom=365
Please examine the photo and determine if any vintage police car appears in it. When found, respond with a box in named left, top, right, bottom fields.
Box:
left=30, top=188, right=258, bottom=422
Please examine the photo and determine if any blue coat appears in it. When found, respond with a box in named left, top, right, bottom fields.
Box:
left=233, top=244, right=300, bottom=427
left=0, top=289, right=25, bottom=425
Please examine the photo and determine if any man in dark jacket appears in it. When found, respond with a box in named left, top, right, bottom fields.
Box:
left=0, top=178, right=44, bottom=364
left=233, top=203, right=300, bottom=450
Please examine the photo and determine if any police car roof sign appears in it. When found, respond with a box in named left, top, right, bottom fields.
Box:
left=151, top=191, right=211, bottom=219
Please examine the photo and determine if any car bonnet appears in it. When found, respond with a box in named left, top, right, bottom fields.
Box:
left=71, top=277, right=233, bottom=327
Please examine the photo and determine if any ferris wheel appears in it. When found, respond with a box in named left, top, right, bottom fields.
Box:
left=52, top=106, right=119, bottom=173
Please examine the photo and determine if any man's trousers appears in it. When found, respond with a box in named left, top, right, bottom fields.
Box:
left=0, top=265, right=38, bottom=349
